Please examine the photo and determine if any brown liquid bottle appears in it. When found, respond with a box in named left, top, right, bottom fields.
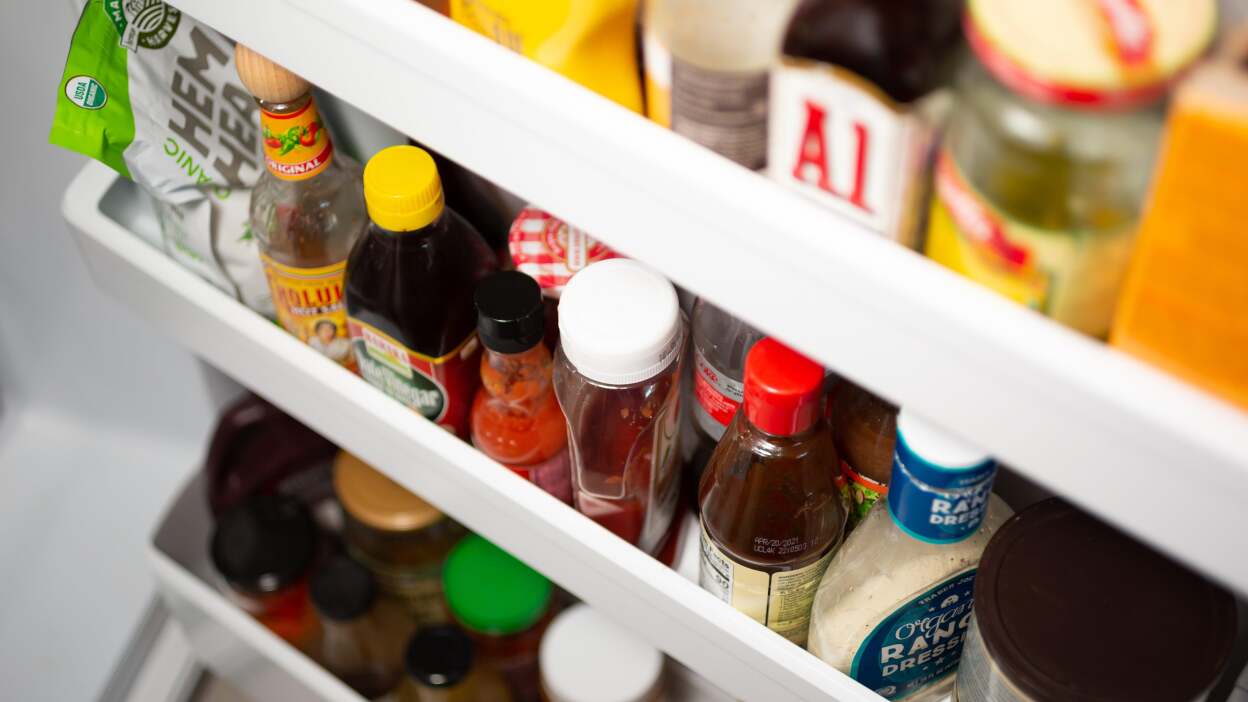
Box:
left=345, top=146, right=498, bottom=438
left=768, top=0, right=964, bottom=246
left=698, top=338, right=845, bottom=647
left=829, top=381, right=897, bottom=530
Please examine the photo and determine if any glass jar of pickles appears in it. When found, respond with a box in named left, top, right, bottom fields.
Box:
left=333, top=451, right=464, bottom=624
left=924, top=0, right=1216, bottom=338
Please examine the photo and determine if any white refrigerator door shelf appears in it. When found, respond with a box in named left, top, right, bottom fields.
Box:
left=71, top=163, right=850, bottom=700
left=152, top=0, right=1246, bottom=595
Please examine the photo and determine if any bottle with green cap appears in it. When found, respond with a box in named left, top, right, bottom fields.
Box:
left=345, top=145, right=498, bottom=438
left=442, top=534, right=553, bottom=702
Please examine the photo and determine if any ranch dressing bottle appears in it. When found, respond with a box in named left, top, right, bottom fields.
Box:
left=808, top=409, right=1011, bottom=701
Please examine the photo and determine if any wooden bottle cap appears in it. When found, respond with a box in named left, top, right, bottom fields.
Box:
left=234, top=43, right=311, bottom=103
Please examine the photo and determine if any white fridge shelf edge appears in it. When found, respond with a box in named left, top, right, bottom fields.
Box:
left=169, top=0, right=1246, bottom=594
left=66, top=162, right=872, bottom=702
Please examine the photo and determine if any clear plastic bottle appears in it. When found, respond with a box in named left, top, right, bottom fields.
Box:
left=471, top=271, right=571, bottom=503
left=808, top=410, right=1012, bottom=701
left=643, top=0, right=801, bottom=169
left=698, top=338, right=845, bottom=647
left=686, top=298, right=765, bottom=510
left=235, top=45, right=367, bottom=370
left=553, top=259, right=686, bottom=560
left=309, top=556, right=410, bottom=699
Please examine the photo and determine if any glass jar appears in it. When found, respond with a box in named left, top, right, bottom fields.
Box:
left=210, top=494, right=319, bottom=651
left=309, top=556, right=411, bottom=699
left=442, top=535, right=553, bottom=702
left=334, top=451, right=464, bottom=624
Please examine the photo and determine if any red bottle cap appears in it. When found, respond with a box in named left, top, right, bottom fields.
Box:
left=743, top=338, right=824, bottom=436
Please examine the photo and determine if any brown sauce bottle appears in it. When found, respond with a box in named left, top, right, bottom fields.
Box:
left=829, top=381, right=897, bottom=530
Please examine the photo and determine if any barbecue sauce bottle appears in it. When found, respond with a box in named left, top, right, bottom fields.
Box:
left=768, top=0, right=963, bottom=247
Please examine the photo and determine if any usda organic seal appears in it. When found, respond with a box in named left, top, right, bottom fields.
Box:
left=65, top=75, right=106, bottom=110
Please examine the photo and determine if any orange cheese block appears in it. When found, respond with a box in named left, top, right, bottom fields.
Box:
left=1111, top=59, right=1248, bottom=409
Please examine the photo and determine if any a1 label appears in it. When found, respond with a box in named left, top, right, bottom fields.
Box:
left=768, top=59, right=935, bottom=245
left=850, top=570, right=977, bottom=700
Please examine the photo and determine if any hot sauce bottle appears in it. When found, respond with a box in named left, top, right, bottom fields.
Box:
left=471, top=271, right=572, bottom=504
left=345, top=146, right=498, bottom=438
left=698, top=338, right=845, bottom=647
left=768, top=0, right=963, bottom=246
left=235, top=45, right=366, bottom=370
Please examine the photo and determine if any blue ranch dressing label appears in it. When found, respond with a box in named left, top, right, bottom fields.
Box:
left=850, top=570, right=977, bottom=699
left=887, top=429, right=996, bottom=544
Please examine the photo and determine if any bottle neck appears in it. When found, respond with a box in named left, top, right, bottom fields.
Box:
left=480, top=344, right=554, bottom=405
left=257, top=92, right=337, bottom=181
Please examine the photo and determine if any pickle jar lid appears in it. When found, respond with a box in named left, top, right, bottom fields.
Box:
left=333, top=451, right=444, bottom=532
left=211, top=494, right=316, bottom=594
left=443, top=534, right=552, bottom=635
left=508, top=207, right=622, bottom=297
left=966, top=0, right=1217, bottom=108
left=975, top=499, right=1235, bottom=701
left=364, top=145, right=445, bottom=231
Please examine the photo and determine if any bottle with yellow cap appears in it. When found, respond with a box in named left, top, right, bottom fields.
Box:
left=345, top=146, right=498, bottom=438
left=235, top=45, right=367, bottom=371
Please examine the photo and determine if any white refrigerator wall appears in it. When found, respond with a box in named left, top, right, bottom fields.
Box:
left=0, top=2, right=228, bottom=700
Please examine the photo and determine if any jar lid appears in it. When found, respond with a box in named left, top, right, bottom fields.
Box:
left=443, top=534, right=552, bottom=635
left=966, top=0, right=1217, bottom=108
left=557, top=259, right=682, bottom=386
left=742, top=338, right=824, bottom=436
left=976, top=499, right=1235, bottom=701
left=333, top=451, right=444, bottom=532
left=310, top=555, right=377, bottom=621
left=475, top=270, right=545, bottom=354
left=540, top=604, right=664, bottom=702
left=509, top=207, right=621, bottom=297
left=405, top=626, right=475, bottom=688
left=210, top=494, right=316, bottom=594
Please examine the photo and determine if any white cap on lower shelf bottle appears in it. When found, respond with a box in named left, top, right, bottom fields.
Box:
left=557, top=259, right=682, bottom=386
left=539, top=603, right=665, bottom=702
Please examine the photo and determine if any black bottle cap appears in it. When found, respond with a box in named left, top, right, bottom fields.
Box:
left=475, top=271, right=544, bottom=353
left=405, top=626, right=475, bottom=688
left=310, top=555, right=377, bottom=621
left=210, top=494, right=316, bottom=594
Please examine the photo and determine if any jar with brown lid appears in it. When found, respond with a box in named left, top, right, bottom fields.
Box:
left=333, top=451, right=464, bottom=624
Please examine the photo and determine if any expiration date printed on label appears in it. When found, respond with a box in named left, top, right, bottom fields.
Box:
left=753, top=536, right=808, bottom=556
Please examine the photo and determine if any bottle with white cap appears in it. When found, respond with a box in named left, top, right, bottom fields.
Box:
left=539, top=603, right=665, bottom=702
left=553, top=259, right=687, bottom=561
left=807, top=409, right=1012, bottom=702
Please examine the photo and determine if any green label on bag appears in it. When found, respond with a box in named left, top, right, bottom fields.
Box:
left=104, top=0, right=181, bottom=51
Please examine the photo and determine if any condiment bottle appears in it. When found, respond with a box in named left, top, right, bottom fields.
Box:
left=685, top=297, right=765, bottom=512
left=552, top=259, right=686, bottom=560
left=334, top=451, right=464, bottom=624
left=234, top=45, right=366, bottom=369
left=442, top=534, right=553, bottom=702
left=210, top=494, right=318, bottom=650
left=345, top=145, right=498, bottom=437
left=539, top=604, right=665, bottom=702
left=829, top=382, right=897, bottom=531
left=643, top=0, right=801, bottom=170
left=698, top=338, right=845, bottom=647
left=924, top=0, right=1216, bottom=337
left=399, top=626, right=513, bottom=702
left=956, top=498, right=1235, bottom=702
left=808, top=410, right=1011, bottom=701
left=309, top=556, right=410, bottom=699
left=769, top=0, right=963, bottom=245
left=471, top=271, right=572, bottom=504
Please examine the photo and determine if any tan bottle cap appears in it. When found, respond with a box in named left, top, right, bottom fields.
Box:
left=333, top=451, right=444, bottom=532
left=234, top=43, right=311, bottom=103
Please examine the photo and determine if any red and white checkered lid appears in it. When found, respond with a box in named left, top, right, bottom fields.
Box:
left=508, top=207, right=622, bottom=297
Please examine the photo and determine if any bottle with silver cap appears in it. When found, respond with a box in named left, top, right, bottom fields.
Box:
left=553, top=259, right=687, bottom=561
left=807, top=409, right=1012, bottom=702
